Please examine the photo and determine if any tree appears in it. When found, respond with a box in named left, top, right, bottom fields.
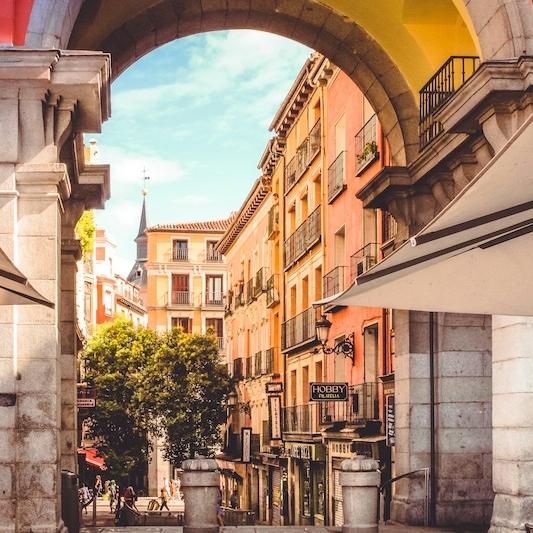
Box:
left=81, top=315, right=159, bottom=486
left=81, top=318, right=233, bottom=483
left=137, top=327, right=233, bottom=466
left=75, top=210, right=97, bottom=256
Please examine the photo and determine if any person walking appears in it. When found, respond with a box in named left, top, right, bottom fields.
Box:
left=94, top=475, right=103, bottom=497
left=160, top=487, right=170, bottom=511
left=123, top=486, right=139, bottom=512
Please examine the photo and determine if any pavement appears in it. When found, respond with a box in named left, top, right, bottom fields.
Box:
left=79, top=496, right=488, bottom=533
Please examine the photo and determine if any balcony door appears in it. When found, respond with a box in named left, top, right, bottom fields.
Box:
left=172, top=274, right=189, bottom=304
left=206, top=275, right=223, bottom=305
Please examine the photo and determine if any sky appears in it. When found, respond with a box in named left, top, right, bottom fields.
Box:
left=91, top=30, right=312, bottom=277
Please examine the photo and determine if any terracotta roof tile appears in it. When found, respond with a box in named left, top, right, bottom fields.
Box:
left=146, top=214, right=236, bottom=234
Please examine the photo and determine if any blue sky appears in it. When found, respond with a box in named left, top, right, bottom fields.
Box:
left=91, top=30, right=311, bottom=276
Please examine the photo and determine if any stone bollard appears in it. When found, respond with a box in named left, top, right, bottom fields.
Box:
left=182, top=457, right=220, bottom=533
left=340, top=455, right=381, bottom=533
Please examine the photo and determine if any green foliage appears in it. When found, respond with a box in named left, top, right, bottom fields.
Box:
left=76, top=211, right=97, bottom=256
left=81, top=316, right=159, bottom=485
left=81, top=317, right=232, bottom=482
left=136, top=327, right=233, bottom=465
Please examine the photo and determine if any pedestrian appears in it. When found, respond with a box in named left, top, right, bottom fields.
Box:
left=94, top=474, right=103, bottom=497
left=160, top=487, right=170, bottom=511
left=108, top=479, right=117, bottom=513
left=123, top=485, right=139, bottom=512
left=217, top=488, right=225, bottom=526
left=230, top=489, right=238, bottom=509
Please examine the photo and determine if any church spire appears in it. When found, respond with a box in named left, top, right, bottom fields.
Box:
left=127, top=169, right=150, bottom=290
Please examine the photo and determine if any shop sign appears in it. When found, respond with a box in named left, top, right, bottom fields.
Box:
left=241, top=427, right=252, bottom=463
left=77, top=398, right=96, bottom=408
left=266, top=381, right=283, bottom=393
left=386, top=395, right=395, bottom=447
left=290, top=444, right=313, bottom=460
left=269, top=395, right=282, bottom=439
left=310, top=382, right=348, bottom=401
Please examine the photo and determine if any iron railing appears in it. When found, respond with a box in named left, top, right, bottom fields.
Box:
left=282, top=307, right=317, bottom=351
left=419, top=56, right=480, bottom=149
left=170, top=291, right=193, bottom=305
left=327, top=151, right=346, bottom=202
left=349, top=242, right=379, bottom=280
left=355, top=115, right=379, bottom=175
left=266, top=274, right=280, bottom=307
left=284, top=206, right=321, bottom=268
left=284, top=119, right=321, bottom=194
left=323, top=265, right=347, bottom=298
left=318, top=382, right=381, bottom=425
left=283, top=404, right=315, bottom=434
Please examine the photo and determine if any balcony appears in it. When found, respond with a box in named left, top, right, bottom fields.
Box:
left=355, top=115, right=379, bottom=176
left=349, top=242, right=379, bottom=280
left=254, top=267, right=268, bottom=298
left=327, top=151, right=346, bottom=202
left=246, top=356, right=253, bottom=379
left=282, top=307, right=317, bottom=352
left=206, top=249, right=223, bottom=262
left=283, top=404, right=316, bottom=434
left=205, top=292, right=224, bottom=307
left=245, top=279, right=255, bottom=304
left=267, top=205, right=279, bottom=239
left=318, top=382, right=381, bottom=426
left=284, top=119, right=321, bottom=195
left=229, top=357, right=244, bottom=380
left=253, top=351, right=262, bottom=377
left=170, top=291, right=194, bottom=306
left=419, top=56, right=480, bottom=149
left=284, top=206, right=321, bottom=269
left=263, top=346, right=278, bottom=375
left=323, top=266, right=347, bottom=298
left=172, top=248, right=189, bottom=262
left=266, top=275, right=280, bottom=307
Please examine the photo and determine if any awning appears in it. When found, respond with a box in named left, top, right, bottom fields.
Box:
left=0, top=247, right=54, bottom=308
left=79, top=448, right=106, bottom=470
left=316, top=113, right=533, bottom=316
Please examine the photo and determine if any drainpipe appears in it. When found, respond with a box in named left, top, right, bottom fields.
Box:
left=429, top=312, right=436, bottom=526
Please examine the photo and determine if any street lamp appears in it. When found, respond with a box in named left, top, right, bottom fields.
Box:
left=315, top=314, right=355, bottom=365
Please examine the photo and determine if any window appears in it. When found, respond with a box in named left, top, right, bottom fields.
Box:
left=171, top=317, right=191, bottom=333
left=206, top=275, right=223, bottom=306
left=171, top=274, right=190, bottom=304
left=172, top=239, right=188, bottom=261
left=206, top=240, right=221, bottom=262
left=104, top=290, right=112, bottom=316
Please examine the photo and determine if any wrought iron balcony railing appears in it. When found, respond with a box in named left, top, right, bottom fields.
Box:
left=322, top=265, right=347, bottom=299
left=283, top=404, right=316, bottom=434
left=282, top=307, right=317, bottom=351
left=419, top=56, right=480, bottom=149
left=350, top=242, right=379, bottom=280
left=266, top=275, right=280, bottom=307
left=318, top=382, right=381, bottom=425
left=284, top=206, right=321, bottom=268
left=328, top=151, right=346, bottom=202
left=355, top=115, right=379, bottom=175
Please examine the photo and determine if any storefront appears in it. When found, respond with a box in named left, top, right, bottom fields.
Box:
left=287, top=442, right=326, bottom=526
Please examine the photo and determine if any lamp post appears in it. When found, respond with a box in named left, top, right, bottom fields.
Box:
left=315, top=314, right=355, bottom=365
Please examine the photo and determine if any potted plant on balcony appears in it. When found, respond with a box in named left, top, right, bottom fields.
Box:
left=357, top=141, right=378, bottom=164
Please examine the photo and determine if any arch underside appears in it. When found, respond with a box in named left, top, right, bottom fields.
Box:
left=26, top=0, right=533, bottom=166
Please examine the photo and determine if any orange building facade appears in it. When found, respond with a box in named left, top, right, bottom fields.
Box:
left=218, top=52, right=394, bottom=527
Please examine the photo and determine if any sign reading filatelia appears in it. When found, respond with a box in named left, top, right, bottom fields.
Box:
left=310, top=382, right=348, bottom=401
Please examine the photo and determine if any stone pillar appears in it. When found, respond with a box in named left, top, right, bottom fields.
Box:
left=0, top=49, right=110, bottom=533
left=489, top=316, right=533, bottom=533
left=340, top=456, right=380, bottom=533
left=181, top=457, right=220, bottom=533
left=391, top=310, right=493, bottom=527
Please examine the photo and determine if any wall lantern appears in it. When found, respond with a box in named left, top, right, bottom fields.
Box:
left=315, top=314, right=355, bottom=365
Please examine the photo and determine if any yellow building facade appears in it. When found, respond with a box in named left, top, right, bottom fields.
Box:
left=145, top=218, right=233, bottom=493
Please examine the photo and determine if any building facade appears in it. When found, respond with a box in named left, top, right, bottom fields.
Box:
left=144, top=217, right=232, bottom=493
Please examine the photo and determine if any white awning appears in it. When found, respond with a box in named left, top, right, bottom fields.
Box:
left=315, top=114, right=533, bottom=316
